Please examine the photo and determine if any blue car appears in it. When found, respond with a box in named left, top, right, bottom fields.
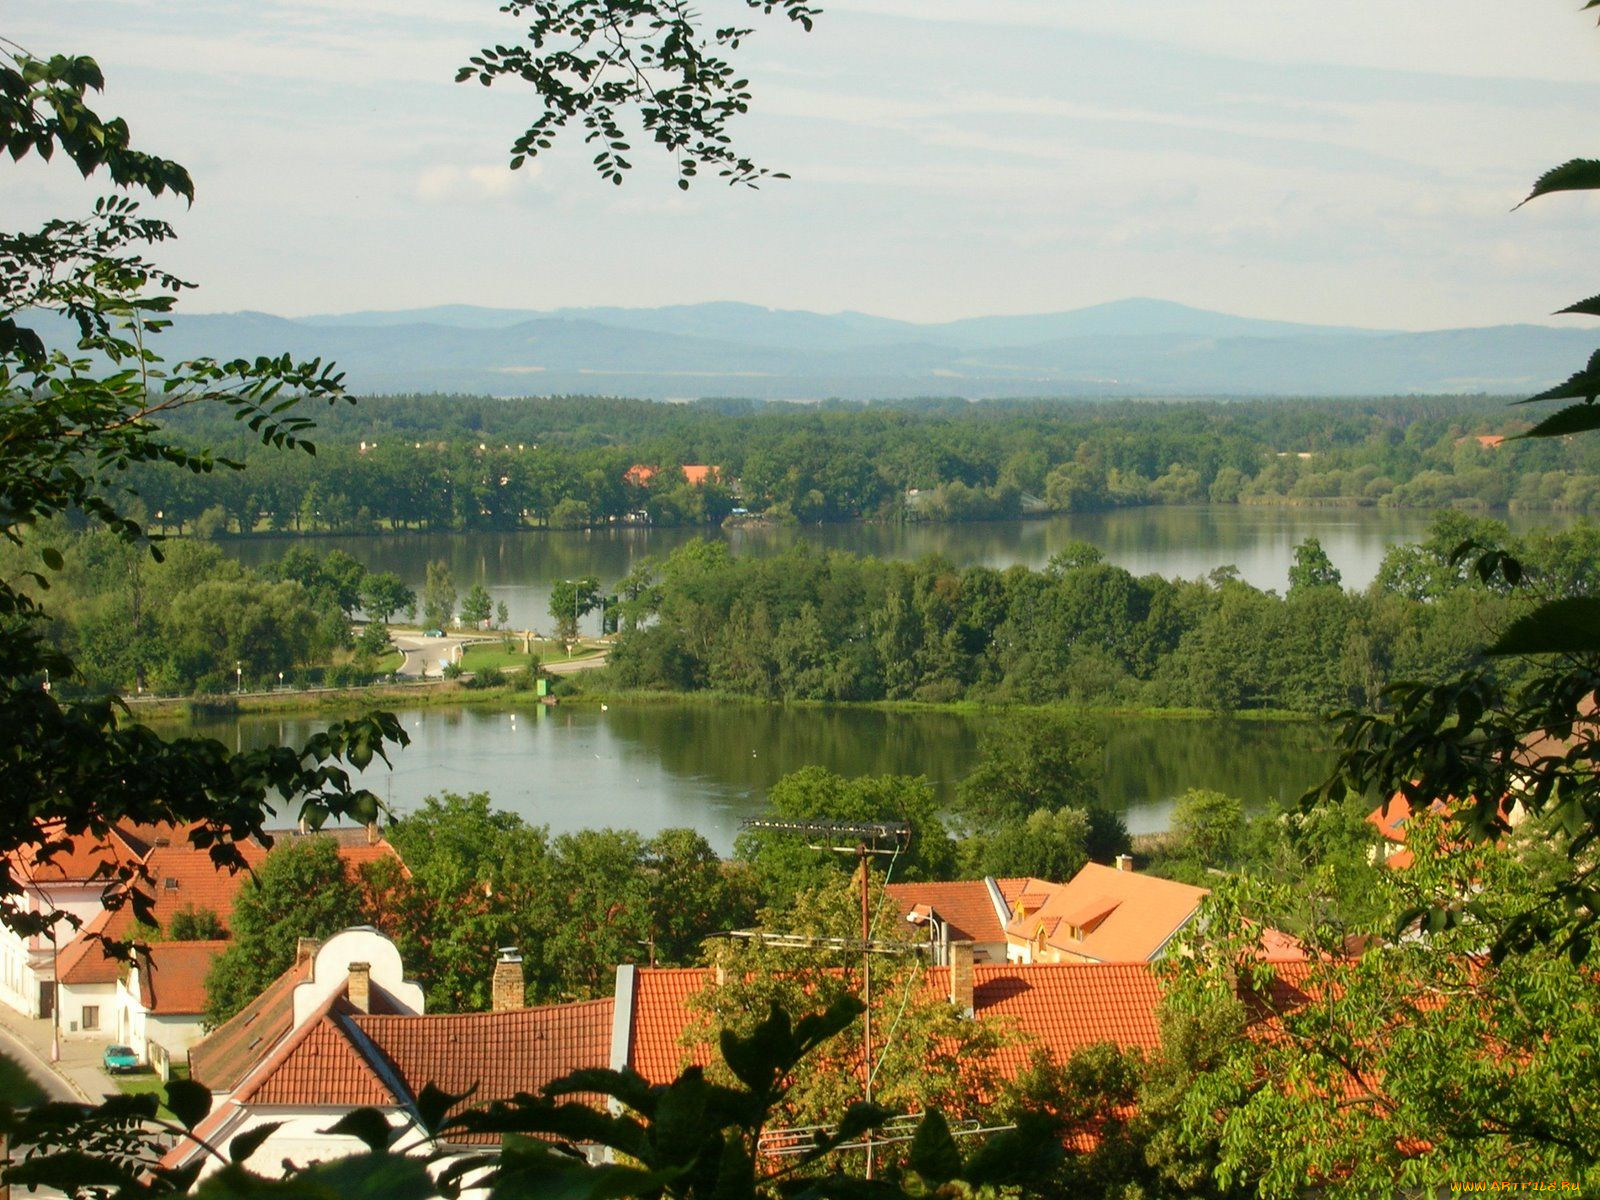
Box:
left=102, top=1045, right=139, bottom=1073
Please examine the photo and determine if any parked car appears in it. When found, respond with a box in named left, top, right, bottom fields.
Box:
left=102, top=1045, right=139, bottom=1073
left=424, top=629, right=445, bottom=638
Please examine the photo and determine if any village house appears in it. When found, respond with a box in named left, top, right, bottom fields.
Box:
left=168, top=931, right=611, bottom=1183
left=1002, top=860, right=1208, bottom=964
left=885, top=876, right=1033, bottom=964
left=1, top=821, right=400, bottom=1063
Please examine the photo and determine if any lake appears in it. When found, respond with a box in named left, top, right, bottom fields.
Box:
left=177, top=702, right=1335, bottom=854
left=222, top=505, right=1568, bottom=636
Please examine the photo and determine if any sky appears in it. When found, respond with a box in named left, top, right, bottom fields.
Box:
left=10, top=1, right=1600, bottom=329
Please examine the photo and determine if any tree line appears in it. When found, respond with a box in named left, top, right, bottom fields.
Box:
left=606, top=512, right=1598, bottom=714
left=120, top=393, right=1600, bottom=535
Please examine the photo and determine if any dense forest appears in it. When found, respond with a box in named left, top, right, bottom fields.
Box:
left=606, top=513, right=1596, bottom=713
left=125, top=394, right=1600, bottom=535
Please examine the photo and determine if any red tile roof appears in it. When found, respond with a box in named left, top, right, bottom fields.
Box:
left=621, top=961, right=1166, bottom=1087
left=56, top=909, right=122, bottom=986
left=189, top=956, right=315, bottom=1092
left=353, top=1000, right=614, bottom=1136
left=1006, top=864, right=1207, bottom=963
left=241, top=1008, right=398, bottom=1108
left=137, top=941, right=229, bottom=1015
left=884, top=878, right=1030, bottom=946
left=4, top=820, right=147, bottom=885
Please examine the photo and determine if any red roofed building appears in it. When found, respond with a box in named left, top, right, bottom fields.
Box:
left=1004, top=862, right=1207, bottom=964
left=623, top=463, right=722, bottom=488
left=169, top=930, right=613, bottom=1183
left=1, top=820, right=402, bottom=1060
left=117, top=940, right=228, bottom=1072
left=886, top=877, right=1032, bottom=963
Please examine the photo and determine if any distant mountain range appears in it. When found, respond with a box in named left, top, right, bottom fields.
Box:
left=41, top=297, right=1599, bottom=400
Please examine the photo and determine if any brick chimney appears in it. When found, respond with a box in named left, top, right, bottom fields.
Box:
left=295, top=937, right=321, bottom=967
left=491, top=947, right=524, bottom=1012
left=1115, top=853, right=1135, bottom=872
left=366, top=819, right=380, bottom=846
left=949, top=941, right=975, bottom=1018
left=347, top=962, right=371, bottom=1013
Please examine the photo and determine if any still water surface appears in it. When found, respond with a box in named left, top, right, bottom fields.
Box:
left=180, top=703, right=1334, bottom=853
left=223, top=506, right=1565, bottom=635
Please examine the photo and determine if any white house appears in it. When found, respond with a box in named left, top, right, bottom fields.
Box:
left=166, top=930, right=612, bottom=1188
left=117, top=939, right=227, bottom=1075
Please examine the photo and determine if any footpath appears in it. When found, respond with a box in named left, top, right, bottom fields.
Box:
left=0, top=1005, right=121, bottom=1104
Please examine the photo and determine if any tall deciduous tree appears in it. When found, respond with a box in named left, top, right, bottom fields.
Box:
left=422, top=559, right=457, bottom=629
left=204, top=839, right=371, bottom=1023
left=360, top=571, right=415, bottom=624
left=955, top=713, right=1103, bottom=831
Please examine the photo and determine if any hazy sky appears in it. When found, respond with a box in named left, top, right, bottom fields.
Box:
left=11, top=1, right=1600, bottom=328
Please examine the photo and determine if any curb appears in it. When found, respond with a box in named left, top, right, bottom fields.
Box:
left=0, top=1022, right=90, bottom=1103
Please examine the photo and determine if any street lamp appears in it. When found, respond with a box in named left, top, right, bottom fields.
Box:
left=236, top=660, right=242, bottom=695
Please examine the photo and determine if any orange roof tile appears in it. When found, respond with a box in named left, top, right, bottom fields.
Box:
left=189, top=956, right=314, bottom=1092
left=56, top=909, right=123, bottom=986
left=240, top=1007, right=397, bottom=1108
left=623, top=961, right=1167, bottom=1087
left=354, top=1000, right=614, bottom=1136
left=4, top=820, right=147, bottom=885
left=137, top=941, right=228, bottom=1015
left=885, top=878, right=1030, bottom=946
left=627, top=967, right=717, bottom=1085
left=1005, top=864, right=1207, bottom=962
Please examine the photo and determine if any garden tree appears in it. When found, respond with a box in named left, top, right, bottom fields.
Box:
left=642, top=827, right=760, bottom=965
left=360, top=570, right=415, bottom=623
left=204, top=839, right=373, bottom=1024
left=548, top=574, right=601, bottom=641
left=955, top=713, right=1103, bottom=831
left=0, top=45, right=404, bottom=950
left=422, top=558, right=456, bottom=629
left=736, top=768, right=959, bottom=911
left=495, top=599, right=510, bottom=628
left=380, top=792, right=557, bottom=1010
left=165, top=905, right=224, bottom=941
left=460, top=582, right=493, bottom=626
left=996, top=1044, right=1154, bottom=1198
left=543, top=828, right=654, bottom=998
left=686, top=875, right=1020, bottom=1169
left=1154, top=830, right=1600, bottom=1196
left=1285, top=535, right=1341, bottom=594
left=959, top=806, right=1090, bottom=882
left=354, top=619, right=392, bottom=661
left=1168, top=788, right=1246, bottom=872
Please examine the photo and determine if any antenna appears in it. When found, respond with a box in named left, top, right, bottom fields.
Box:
left=738, top=816, right=913, bottom=1180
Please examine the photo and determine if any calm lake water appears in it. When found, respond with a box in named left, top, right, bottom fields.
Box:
left=223, top=505, right=1566, bottom=636
left=178, top=702, right=1334, bottom=853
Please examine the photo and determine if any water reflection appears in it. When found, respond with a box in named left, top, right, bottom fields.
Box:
left=175, top=703, right=1333, bottom=852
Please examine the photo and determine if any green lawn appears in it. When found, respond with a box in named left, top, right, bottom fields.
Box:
left=114, top=1061, right=188, bottom=1118
left=0, top=1049, right=49, bottom=1108
left=463, top=640, right=606, bottom=670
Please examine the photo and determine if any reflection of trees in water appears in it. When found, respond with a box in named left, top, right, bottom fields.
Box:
left=184, top=705, right=1333, bottom=831
left=1097, top=718, right=1334, bottom=813
left=601, top=705, right=988, bottom=805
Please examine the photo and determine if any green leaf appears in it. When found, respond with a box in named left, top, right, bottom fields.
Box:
left=229, top=1120, right=285, bottom=1163
left=1486, top=597, right=1600, bottom=655
left=414, top=1082, right=473, bottom=1137
left=1555, top=292, right=1600, bottom=317
left=1516, top=402, right=1600, bottom=439
left=319, top=1107, right=395, bottom=1152
left=1515, top=158, right=1600, bottom=208
left=907, top=1108, right=962, bottom=1184
left=39, top=546, right=63, bottom=570
left=165, top=1077, right=213, bottom=1130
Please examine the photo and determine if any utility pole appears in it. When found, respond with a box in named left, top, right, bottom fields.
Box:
left=738, top=818, right=912, bottom=1180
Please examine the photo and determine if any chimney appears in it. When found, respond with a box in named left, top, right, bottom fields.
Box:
left=347, top=962, right=371, bottom=1014
left=1115, top=853, right=1135, bottom=872
left=491, top=947, right=524, bottom=1012
left=366, top=819, right=380, bottom=846
left=949, top=941, right=975, bottom=1018
left=295, top=937, right=321, bottom=967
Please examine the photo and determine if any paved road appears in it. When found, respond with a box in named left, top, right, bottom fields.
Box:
left=391, top=632, right=472, bottom=678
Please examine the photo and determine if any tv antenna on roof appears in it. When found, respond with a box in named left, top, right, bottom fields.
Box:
left=738, top=817, right=913, bottom=1180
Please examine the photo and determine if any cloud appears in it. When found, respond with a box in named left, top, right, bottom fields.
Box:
left=414, top=162, right=538, bottom=203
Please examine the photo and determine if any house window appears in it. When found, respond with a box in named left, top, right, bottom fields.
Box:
left=81, top=1005, right=99, bottom=1031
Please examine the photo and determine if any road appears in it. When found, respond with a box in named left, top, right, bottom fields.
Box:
left=388, top=632, right=609, bottom=679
